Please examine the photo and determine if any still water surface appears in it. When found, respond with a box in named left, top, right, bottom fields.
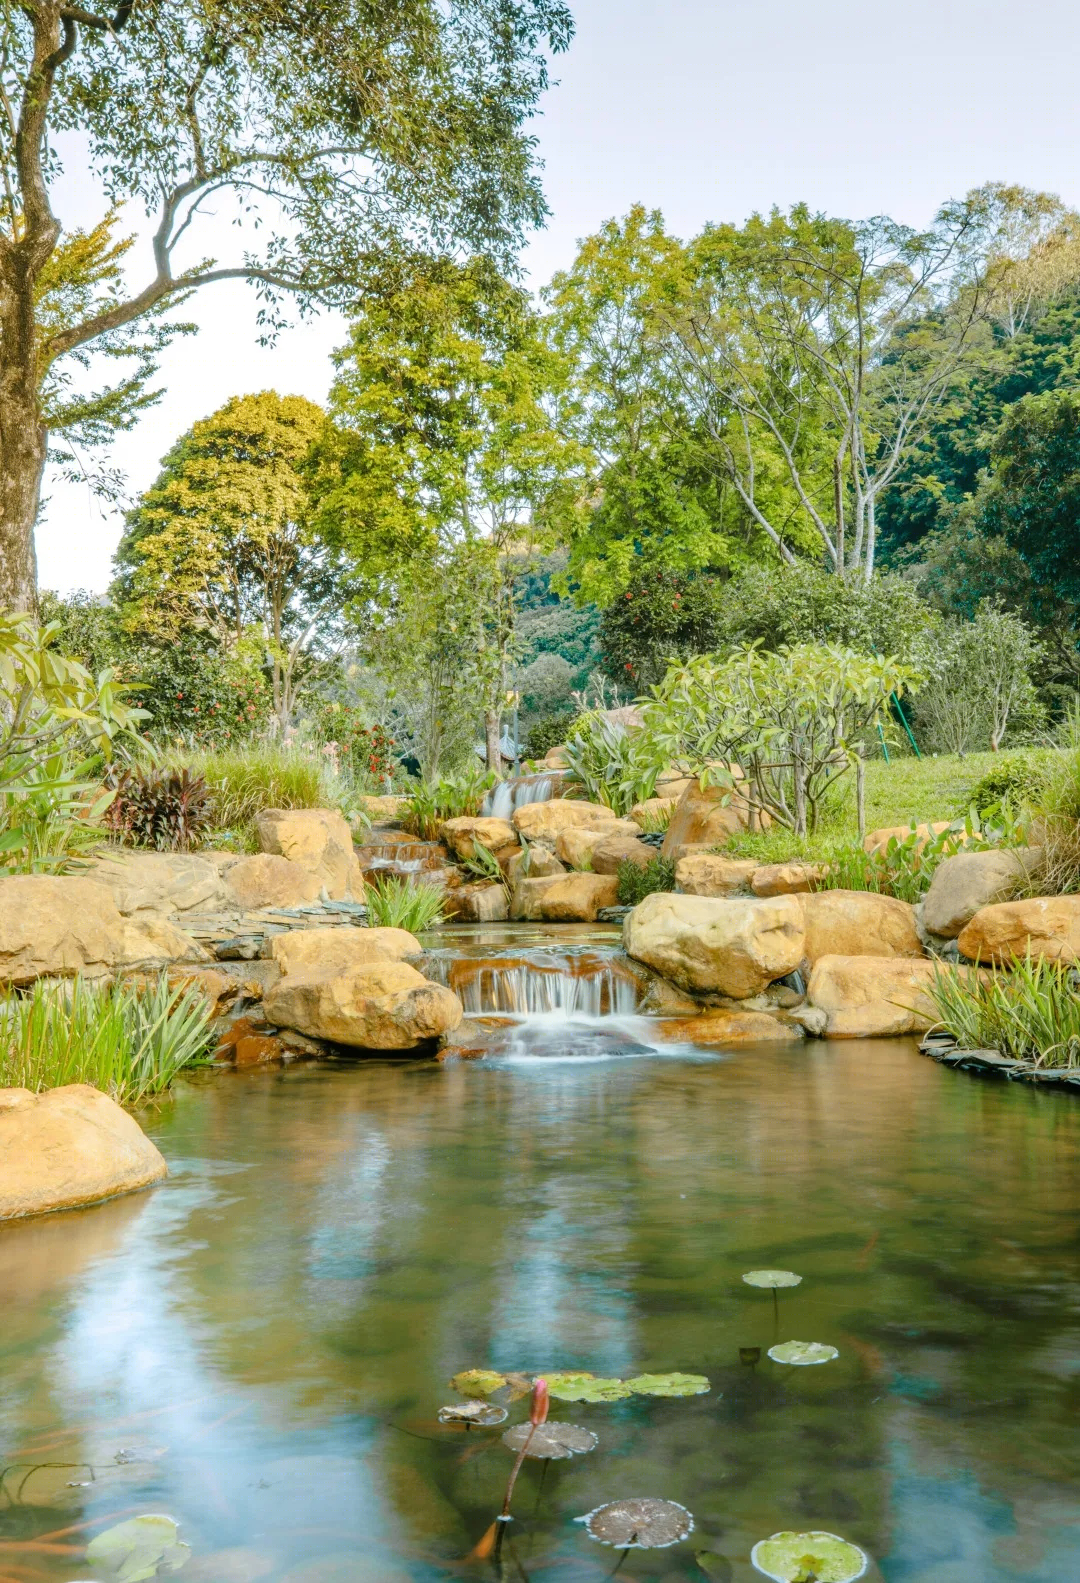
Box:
left=2, top=1025, right=1079, bottom=1582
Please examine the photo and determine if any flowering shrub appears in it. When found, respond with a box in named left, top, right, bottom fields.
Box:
left=121, top=638, right=270, bottom=746
left=313, top=702, right=397, bottom=785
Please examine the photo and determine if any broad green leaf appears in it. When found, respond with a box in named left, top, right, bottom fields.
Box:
left=751, top=1530, right=868, bottom=1582
left=448, top=1368, right=506, bottom=1397
left=768, top=1341, right=838, bottom=1367
left=742, top=1269, right=802, bottom=1289
left=626, top=1372, right=710, bottom=1396
left=563, top=1377, right=633, bottom=1402
left=86, top=1515, right=190, bottom=1581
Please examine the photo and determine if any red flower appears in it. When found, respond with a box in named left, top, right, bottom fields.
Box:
left=529, top=1379, right=549, bottom=1427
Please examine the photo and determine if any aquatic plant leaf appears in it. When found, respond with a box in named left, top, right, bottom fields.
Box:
left=438, top=1401, right=508, bottom=1425
left=695, top=1553, right=734, bottom=1581
left=501, top=1420, right=598, bottom=1459
left=579, top=1497, right=694, bottom=1548
left=548, top=1374, right=631, bottom=1402
left=626, top=1372, right=710, bottom=1397
left=751, top=1531, right=868, bottom=1582
left=449, top=1369, right=507, bottom=1397
left=767, top=1342, right=839, bottom=1367
left=742, top=1270, right=802, bottom=1289
left=86, top=1515, right=190, bottom=1581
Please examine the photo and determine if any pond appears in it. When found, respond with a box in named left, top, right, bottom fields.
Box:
left=2, top=925, right=1079, bottom=1583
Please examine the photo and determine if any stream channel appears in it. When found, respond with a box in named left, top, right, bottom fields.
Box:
left=2, top=921, right=1080, bottom=1582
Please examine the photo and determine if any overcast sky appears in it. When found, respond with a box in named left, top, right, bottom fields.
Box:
left=38, top=0, right=1080, bottom=594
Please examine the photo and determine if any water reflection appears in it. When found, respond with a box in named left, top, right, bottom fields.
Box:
left=1, top=1043, right=1079, bottom=1581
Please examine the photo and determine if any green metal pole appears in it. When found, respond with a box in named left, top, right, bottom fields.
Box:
left=877, top=721, right=890, bottom=764
left=891, top=692, right=921, bottom=758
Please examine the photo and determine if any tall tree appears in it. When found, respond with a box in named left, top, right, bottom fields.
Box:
left=0, top=0, right=573, bottom=610
left=113, top=391, right=334, bottom=728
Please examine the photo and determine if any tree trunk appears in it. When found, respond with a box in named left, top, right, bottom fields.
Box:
left=0, top=290, right=46, bottom=613
left=485, top=707, right=502, bottom=773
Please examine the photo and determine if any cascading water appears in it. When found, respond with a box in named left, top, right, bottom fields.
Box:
left=482, top=771, right=560, bottom=821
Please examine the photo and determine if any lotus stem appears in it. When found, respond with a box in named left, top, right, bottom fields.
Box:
left=493, top=1379, right=548, bottom=1562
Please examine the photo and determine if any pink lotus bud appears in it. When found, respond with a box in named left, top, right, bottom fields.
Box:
left=529, top=1378, right=549, bottom=1426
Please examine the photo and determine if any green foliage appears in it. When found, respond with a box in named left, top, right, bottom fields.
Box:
left=365, top=876, right=446, bottom=933
left=821, top=826, right=967, bottom=904
left=634, top=801, right=674, bottom=834
left=647, top=642, right=918, bottom=835
left=926, top=955, right=1080, bottom=1068
left=514, top=552, right=603, bottom=696
left=185, top=747, right=339, bottom=847
left=600, top=567, right=728, bottom=688
left=963, top=755, right=1050, bottom=816
left=1024, top=741, right=1080, bottom=895
left=0, top=975, right=215, bottom=1102
left=313, top=703, right=399, bottom=788
left=914, top=601, right=1045, bottom=753
left=616, top=854, right=676, bottom=906
left=125, top=634, right=271, bottom=747
left=403, top=766, right=494, bottom=841
left=104, top=766, right=211, bottom=852
left=460, top=842, right=508, bottom=889
left=524, top=712, right=575, bottom=760
left=561, top=712, right=664, bottom=816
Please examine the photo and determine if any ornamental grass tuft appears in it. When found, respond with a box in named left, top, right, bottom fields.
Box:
left=926, top=954, right=1080, bottom=1069
left=365, top=875, right=446, bottom=933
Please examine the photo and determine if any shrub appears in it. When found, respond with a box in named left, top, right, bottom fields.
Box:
left=1024, top=746, right=1080, bottom=896
left=616, top=854, right=676, bottom=906
left=313, top=701, right=399, bottom=786
left=962, top=755, right=1050, bottom=818
left=365, top=875, right=446, bottom=932
left=104, top=766, right=211, bottom=851
left=402, top=765, right=494, bottom=841
left=600, top=567, right=727, bottom=689
left=0, top=974, right=215, bottom=1101
left=561, top=713, right=663, bottom=816
left=914, top=603, right=1045, bottom=755
left=925, top=955, right=1080, bottom=1068
left=524, top=712, right=575, bottom=761
left=186, top=747, right=337, bottom=844
left=124, top=634, right=270, bottom=746
left=819, top=812, right=1016, bottom=903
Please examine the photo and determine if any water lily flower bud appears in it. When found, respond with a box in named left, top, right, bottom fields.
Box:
left=529, top=1378, right=549, bottom=1426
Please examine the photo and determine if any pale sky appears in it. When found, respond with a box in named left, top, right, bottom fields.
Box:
left=37, top=0, right=1080, bottom=594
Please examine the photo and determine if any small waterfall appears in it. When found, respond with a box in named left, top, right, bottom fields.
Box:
left=482, top=772, right=559, bottom=820
left=357, top=840, right=447, bottom=879
left=427, top=948, right=640, bottom=1018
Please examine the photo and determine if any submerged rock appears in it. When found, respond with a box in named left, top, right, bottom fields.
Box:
left=0, top=1085, right=167, bottom=1220
left=958, top=895, right=1080, bottom=964
left=264, top=961, right=463, bottom=1049
left=623, top=893, right=804, bottom=998
left=923, top=847, right=1044, bottom=939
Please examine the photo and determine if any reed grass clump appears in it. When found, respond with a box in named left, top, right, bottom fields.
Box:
left=181, top=747, right=343, bottom=848
left=0, top=975, right=216, bottom=1102
left=365, top=875, right=446, bottom=932
left=926, top=955, right=1080, bottom=1069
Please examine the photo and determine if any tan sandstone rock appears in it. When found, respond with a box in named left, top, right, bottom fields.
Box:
left=799, top=890, right=922, bottom=967
left=452, top=883, right=510, bottom=922
left=506, top=844, right=565, bottom=883
left=510, top=872, right=620, bottom=922
left=513, top=798, right=625, bottom=843
left=0, top=875, right=205, bottom=985
left=922, top=847, right=1044, bottom=938
left=660, top=774, right=757, bottom=859
left=270, top=926, right=420, bottom=977
left=750, top=862, right=824, bottom=897
left=264, top=961, right=462, bottom=1049
left=440, top=816, right=518, bottom=860
left=555, top=819, right=640, bottom=870
left=591, top=835, right=656, bottom=875
left=957, top=896, right=1080, bottom=964
left=358, top=795, right=408, bottom=822
left=675, top=853, right=758, bottom=897
left=803, top=953, right=975, bottom=1038
left=223, top=853, right=323, bottom=909
left=623, top=892, right=805, bottom=999
left=0, top=1085, right=168, bottom=1220
left=87, top=850, right=231, bottom=915
left=655, top=1009, right=804, bottom=1046
left=256, top=807, right=364, bottom=900
left=863, top=820, right=953, bottom=856
left=629, top=796, right=679, bottom=829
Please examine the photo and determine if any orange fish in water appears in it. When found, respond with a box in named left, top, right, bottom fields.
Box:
left=855, top=1231, right=879, bottom=1268
left=842, top=1333, right=886, bottom=1377
left=465, top=1520, right=499, bottom=1561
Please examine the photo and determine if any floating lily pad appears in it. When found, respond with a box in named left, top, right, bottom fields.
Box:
left=626, top=1372, right=710, bottom=1397
left=768, top=1342, right=839, bottom=1367
left=86, top=1515, right=191, bottom=1581
left=579, top=1497, right=694, bottom=1548
left=742, top=1270, right=802, bottom=1289
left=437, top=1401, right=508, bottom=1425
left=695, top=1552, right=734, bottom=1581
left=751, top=1530, right=868, bottom=1582
left=449, top=1369, right=507, bottom=1397
left=543, top=1371, right=596, bottom=1396
left=554, top=1375, right=632, bottom=1402
left=501, top=1421, right=598, bottom=1459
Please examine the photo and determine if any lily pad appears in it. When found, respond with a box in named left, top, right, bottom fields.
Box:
left=551, top=1375, right=632, bottom=1402
left=742, top=1270, right=802, bottom=1289
left=626, top=1372, right=710, bottom=1397
left=768, top=1342, right=839, bottom=1367
left=437, top=1401, right=508, bottom=1425
left=751, top=1530, right=868, bottom=1582
left=86, top=1515, right=191, bottom=1581
left=579, top=1497, right=694, bottom=1548
left=448, top=1369, right=507, bottom=1397
left=501, top=1420, right=598, bottom=1459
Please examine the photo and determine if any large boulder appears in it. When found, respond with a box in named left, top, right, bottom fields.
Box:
left=452, top=883, right=510, bottom=922
left=803, top=954, right=975, bottom=1038
left=512, top=799, right=624, bottom=843
left=0, top=1085, right=167, bottom=1220
left=623, top=893, right=804, bottom=999
left=863, top=821, right=952, bottom=856
left=223, top=854, right=322, bottom=909
left=506, top=844, right=565, bottom=884
left=750, top=862, right=824, bottom=898
left=922, top=847, right=1044, bottom=938
left=264, top=961, right=462, bottom=1049
left=86, top=850, right=231, bottom=916
left=590, top=835, right=656, bottom=875
left=555, top=819, right=639, bottom=870
left=0, top=875, right=205, bottom=986
left=255, top=808, right=364, bottom=900
left=654, top=1009, right=804, bottom=1046
left=661, top=774, right=756, bottom=859
left=440, top=816, right=518, bottom=861
left=510, top=873, right=619, bottom=922
left=675, top=853, right=757, bottom=897
left=957, top=896, right=1080, bottom=965
left=269, top=926, right=420, bottom=977
left=799, top=890, right=922, bottom=968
